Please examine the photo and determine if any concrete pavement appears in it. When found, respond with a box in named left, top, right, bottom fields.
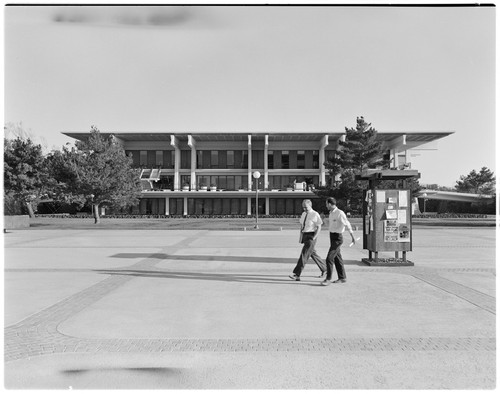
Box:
left=3, top=227, right=496, bottom=389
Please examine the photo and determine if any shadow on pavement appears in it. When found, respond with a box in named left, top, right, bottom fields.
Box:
left=110, top=253, right=366, bottom=266
left=62, top=367, right=181, bottom=375
left=94, top=269, right=334, bottom=286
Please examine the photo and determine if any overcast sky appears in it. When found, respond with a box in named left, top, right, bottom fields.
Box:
left=4, top=4, right=496, bottom=187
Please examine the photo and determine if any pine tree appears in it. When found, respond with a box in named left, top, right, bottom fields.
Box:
left=338, top=116, right=389, bottom=173
left=320, top=117, right=391, bottom=212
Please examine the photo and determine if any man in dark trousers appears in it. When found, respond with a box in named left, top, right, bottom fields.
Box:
left=322, top=197, right=356, bottom=286
left=289, top=199, right=326, bottom=281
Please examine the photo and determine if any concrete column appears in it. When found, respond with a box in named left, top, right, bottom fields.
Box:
left=247, top=197, right=251, bottom=216
left=264, top=134, right=269, bottom=190
left=391, top=149, right=397, bottom=168
left=170, top=135, right=181, bottom=191
left=183, top=196, right=188, bottom=216
left=319, top=135, right=329, bottom=186
left=165, top=197, right=169, bottom=215
left=188, top=135, right=197, bottom=190
left=247, top=134, right=253, bottom=190
left=265, top=196, right=270, bottom=216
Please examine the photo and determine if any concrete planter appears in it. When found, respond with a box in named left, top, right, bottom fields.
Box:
left=4, top=215, right=30, bottom=229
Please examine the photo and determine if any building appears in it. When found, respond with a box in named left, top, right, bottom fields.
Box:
left=63, top=131, right=453, bottom=216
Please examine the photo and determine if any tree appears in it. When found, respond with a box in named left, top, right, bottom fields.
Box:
left=4, top=137, right=50, bottom=217
left=455, top=167, right=495, bottom=195
left=320, top=117, right=392, bottom=212
left=48, top=126, right=142, bottom=223
left=331, top=116, right=389, bottom=175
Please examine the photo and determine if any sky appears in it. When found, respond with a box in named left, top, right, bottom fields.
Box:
left=3, top=3, right=496, bottom=187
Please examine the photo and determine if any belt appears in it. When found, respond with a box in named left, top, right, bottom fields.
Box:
left=302, top=232, right=315, bottom=235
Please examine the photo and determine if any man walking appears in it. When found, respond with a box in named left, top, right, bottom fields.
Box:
left=289, top=199, right=326, bottom=281
left=322, top=197, right=356, bottom=286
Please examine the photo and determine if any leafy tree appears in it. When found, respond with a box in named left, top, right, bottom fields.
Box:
left=48, top=126, right=142, bottom=223
left=4, top=137, right=50, bottom=217
left=4, top=122, right=48, bottom=151
left=455, top=167, right=495, bottom=195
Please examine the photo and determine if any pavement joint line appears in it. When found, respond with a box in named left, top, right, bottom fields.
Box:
left=409, top=272, right=495, bottom=314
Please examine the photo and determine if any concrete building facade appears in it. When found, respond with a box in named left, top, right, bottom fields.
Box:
left=63, top=131, right=452, bottom=216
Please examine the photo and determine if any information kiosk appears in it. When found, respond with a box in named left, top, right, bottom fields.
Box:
left=357, top=169, right=420, bottom=266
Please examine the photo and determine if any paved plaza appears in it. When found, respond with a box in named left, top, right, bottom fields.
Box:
left=3, top=226, right=496, bottom=389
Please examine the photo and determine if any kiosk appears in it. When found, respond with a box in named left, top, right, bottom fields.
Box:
left=356, top=169, right=420, bottom=266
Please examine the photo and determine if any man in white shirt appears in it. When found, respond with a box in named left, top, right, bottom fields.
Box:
left=321, top=197, right=356, bottom=286
left=289, top=199, right=326, bottom=281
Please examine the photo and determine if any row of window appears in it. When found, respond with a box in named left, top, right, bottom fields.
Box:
left=126, top=150, right=321, bottom=169
left=148, top=175, right=320, bottom=191
left=138, top=198, right=315, bottom=215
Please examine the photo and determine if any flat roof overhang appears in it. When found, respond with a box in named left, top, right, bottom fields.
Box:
left=356, top=169, right=421, bottom=181
left=141, top=190, right=316, bottom=197
left=62, top=131, right=454, bottom=144
left=415, top=189, right=495, bottom=203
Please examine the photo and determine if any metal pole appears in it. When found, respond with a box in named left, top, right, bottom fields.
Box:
left=255, top=178, right=259, bottom=229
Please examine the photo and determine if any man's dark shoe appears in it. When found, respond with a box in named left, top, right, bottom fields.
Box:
left=320, top=279, right=331, bottom=286
left=332, top=279, right=346, bottom=283
left=289, top=274, right=300, bottom=281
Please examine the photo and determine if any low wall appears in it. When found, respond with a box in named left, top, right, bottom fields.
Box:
left=4, top=215, right=30, bottom=229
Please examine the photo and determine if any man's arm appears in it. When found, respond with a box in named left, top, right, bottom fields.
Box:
left=313, top=213, right=322, bottom=240
left=341, top=212, right=356, bottom=243
left=313, top=222, right=321, bottom=240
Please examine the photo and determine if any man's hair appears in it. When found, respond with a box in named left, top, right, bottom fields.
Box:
left=326, top=197, right=337, bottom=205
left=302, top=199, right=312, bottom=206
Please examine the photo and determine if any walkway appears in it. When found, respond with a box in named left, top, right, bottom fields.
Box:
left=3, top=227, right=496, bottom=389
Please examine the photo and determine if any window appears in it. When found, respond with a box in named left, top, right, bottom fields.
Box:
left=181, top=150, right=191, bottom=169
left=156, top=151, right=163, bottom=166
left=140, top=151, right=147, bottom=166
left=197, top=176, right=209, bottom=186
left=181, top=175, right=191, bottom=186
left=242, top=151, right=248, bottom=169
left=282, top=151, right=289, bottom=169
left=211, top=151, right=219, bottom=168
left=147, top=151, right=156, bottom=166
left=170, top=198, right=184, bottom=215
left=312, top=150, right=319, bottom=169
left=297, top=150, right=305, bottom=169
left=252, top=150, right=264, bottom=169
left=167, top=150, right=175, bottom=168
left=197, top=151, right=203, bottom=169
left=227, top=150, right=234, bottom=168
left=268, top=150, right=274, bottom=169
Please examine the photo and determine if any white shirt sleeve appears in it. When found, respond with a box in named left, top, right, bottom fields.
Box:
left=340, top=211, right=353, bottom=233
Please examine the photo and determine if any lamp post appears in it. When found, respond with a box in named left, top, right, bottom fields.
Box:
left=253, top=171, right=261, bottom=229
left=422, top=193, right=427, bottom=215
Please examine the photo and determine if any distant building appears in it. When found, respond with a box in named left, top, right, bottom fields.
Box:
left=63, top=131, right=452, bottom=215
